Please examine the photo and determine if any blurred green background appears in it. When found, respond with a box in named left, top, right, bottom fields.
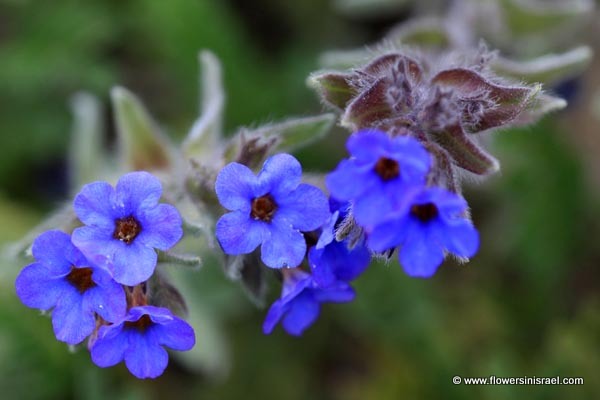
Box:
left=1, top=1, right=599, bottom=399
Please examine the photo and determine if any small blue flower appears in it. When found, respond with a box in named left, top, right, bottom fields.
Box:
left=215, top=154, right=330, bottom=269
left=308, top=202, right=371, bottom=287
left=72, top=171, right=183, bottom=286
left=262, top=269, right=355, bottom=336
left=15, top=230, right=126, bottom=345
left=326, top=129, right=431, bottom=229
left=367, top=187, right=479, bottom=278
left=90, top=305, right=195, bottom=379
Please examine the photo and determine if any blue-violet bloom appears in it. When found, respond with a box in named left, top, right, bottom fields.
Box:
left=309, top=203, right=371, bottom=287
left=215, top=154, right=330, bottom=269
left=326, top=129, right=431, bottom=229
left=263, top=268, right=355, bottom=336
left=90, top=305, right=195, bottom=379
left=367, top=187, right=479, bottom=278
left=15, top=230, right=126, bottom=345
left=72, top=171, right=183, bottom=286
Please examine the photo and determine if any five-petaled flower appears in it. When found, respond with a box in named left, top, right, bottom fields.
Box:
left=72, top=171, right=183, bottom=286
left=367, top=187, right=479, bottom=278
left=15, top=230, right=126, bottom=344
left=263, top=268, right=355, bottom=336
left=90, top=305, right=195, bottom=379
left=215, top=153, right=330, bottom=269
left=326, top=129, right=431, bottom=229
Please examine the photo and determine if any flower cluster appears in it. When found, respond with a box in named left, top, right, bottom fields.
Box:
left=15, top=171, right=195, bottom=379
left=216, top=154, right=370, bottom=335
left=328, top=129, right=479, bottom=278
left=214, top=137, right=480, bottom=334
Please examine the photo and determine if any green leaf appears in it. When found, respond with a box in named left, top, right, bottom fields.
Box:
left=515, top=93, right=567, bottom=126
left=157, top=250, right=202, bottom=270
left=266, top=113, right=336, bottom=153
left=183, top=50, right=225, bottom=159
left=386, top=17, right=451, bottom=48
left=225, top=114, right=336, bottom=166
left=111, top=86, right=173, bottom=171
left=68, top=92, right=105, bottom=193
left=308, top=71, right=357, bottom=109
left=492, top=46, right=593, bottom=85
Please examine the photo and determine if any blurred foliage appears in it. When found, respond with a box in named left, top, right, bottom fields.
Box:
left=1, top=0, right=599, bottom=399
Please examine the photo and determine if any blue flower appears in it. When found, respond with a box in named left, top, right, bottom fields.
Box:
left=90, top=305, right=195, bottom=379
left=326, top=129, right=431, bottom=229
left=15, top=230, right=126, bottom=345
left=367, top=187, right=479, bottom=278
left=308, top=202, right=371, bottom=287
left=215, top=154, right=330, bottom=269
left=262, top=269, right=355, bottom=336
left=72, top=171, right=183, bottom=286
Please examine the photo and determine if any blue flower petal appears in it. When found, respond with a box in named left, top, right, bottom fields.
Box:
left=84, top=280, right=126, bottom=323
left=275, top=184, right=330, bottom=232
left=322, top=241, right=371, bottom=282
left=15, top=263, right=70, bottom=310
left=31, top=231, right=77, bottom=275
left=353, top=184, right=395, bottom=228
left=315, top=211, right=338, bottom=250
left=262, top=299, right=288, bottom=335
left=216, top=210, right=268, bottom=255
left=260, top=220, right=306, bottom=268
left=441, top=221, right=479, bottom=258
left=52, top=287, right=96, bottom=344
left=399, top=232, right=444, bottom=278
left=258, top=154, right=301, bottom=198
left=115, top=171, right=162, bottom=215
left=214, top=162, right=256, bottom=211
left=313, top=282, right=356, bottom=303
left=367, top=216, right=410, bottom=252
left=281, top=292, right=320, bottom=336
left=154, top=318, right=196, bottom=351
left=110, top=241, right=157, bottom=286
left=71, top=226, right=116, bottom=268
left=124, top=330, right=169, bottom=379
left=91, top=324, right=129, bottom=367
left=346, top=129, right=389, bottom=163
left=73, top=181, right=116, bottom=230
left=136, top=203, right=183, bottom=250
left=308, top=247, right=337, bottom=288
left=326, top=160, right=374, bottom=201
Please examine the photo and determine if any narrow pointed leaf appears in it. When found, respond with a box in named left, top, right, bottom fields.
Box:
left=111, top=86, right=173, bottom=170
left=68, top=92, right=104, bottom=192
left=267, top=114, right=336, bottom=153
left=492, top=46, right=592, bottom=85
left=308, top=72, right=357, bottom=109
left=432, top=124, right=499, bottom=175
left=183, top=51, right=225, bottom=159
left=514, top=93, right=567, bottom=126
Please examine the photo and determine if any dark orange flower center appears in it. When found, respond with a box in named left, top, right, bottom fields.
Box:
left=125, top=314, right=153, bottom=332
left=411, top=202, right=438, bottom=222
left=113, top=216, right=142, bottom=244
left=66, top=267, right=95, bottom=293
left=251, top=194, right=277, bottom=222
left=374, top=157, right=400, bottom=181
